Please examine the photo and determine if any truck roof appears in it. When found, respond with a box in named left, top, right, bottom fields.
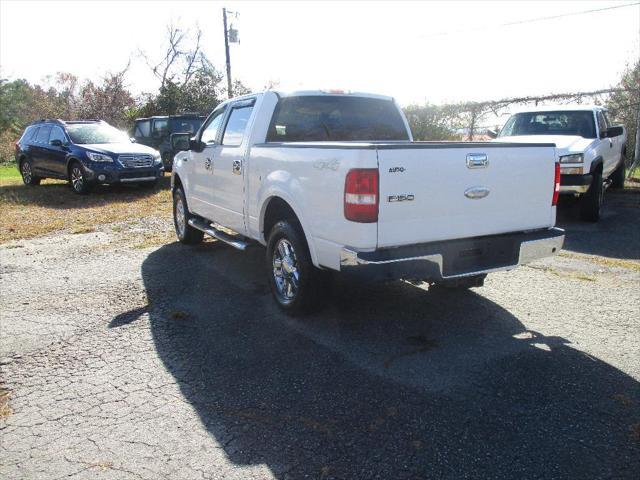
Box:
left=135, top=114, right=205, bottom=121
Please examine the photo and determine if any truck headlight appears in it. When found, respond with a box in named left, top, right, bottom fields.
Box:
left=87, top=152, right=113, bottom=163
left=153, top=154, right=162, bottom=165
left=559, top=154, right=583, bottom=164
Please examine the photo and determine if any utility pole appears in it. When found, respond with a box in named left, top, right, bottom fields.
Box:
left=223, top=7, right=232, bottom=98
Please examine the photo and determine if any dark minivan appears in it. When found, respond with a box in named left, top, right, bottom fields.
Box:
left=15, top=119, right=163, bottom=194
left=132, top=115, right=205, bottom=171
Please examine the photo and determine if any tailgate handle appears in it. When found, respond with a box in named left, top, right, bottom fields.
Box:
left=466, top=153, right=488, bottom=169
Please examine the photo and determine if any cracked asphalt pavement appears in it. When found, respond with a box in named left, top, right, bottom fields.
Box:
left=1, top=192, right=639, bottom=479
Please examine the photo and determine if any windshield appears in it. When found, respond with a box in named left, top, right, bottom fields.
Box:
left=266, top=96, right=410, bottom=142
left=170, top=118, right=203, bottom=135
left=499, top=111, right=596, bottom=139
left=66, top=123, right=131, bottom=144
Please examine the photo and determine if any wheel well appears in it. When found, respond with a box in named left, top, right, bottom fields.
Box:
left=173, top=173, right=183, bottom=192
left=262, top=197, right=299, bottom=241
left=66, top=158, right=81, bottom=177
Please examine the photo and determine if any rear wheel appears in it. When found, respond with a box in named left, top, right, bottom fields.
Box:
left=266, top=220, right=329, bottom=315
left=69, top=162, right=92, bottom=195
left=20, top=159, right=41, bottom=186
left=173, top=187, right=204, bottom=244
left=610, top=157, right=626, bottom=189
left=579, top=168, right=603, bottom=222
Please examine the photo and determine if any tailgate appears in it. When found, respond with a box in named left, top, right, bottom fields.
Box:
left=376, top=144, right=557, bottom=248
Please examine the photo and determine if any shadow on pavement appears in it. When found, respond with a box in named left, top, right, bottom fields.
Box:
left=133, top=241, right=640, bottom=479
left=557, top=190, right=640, bottom=260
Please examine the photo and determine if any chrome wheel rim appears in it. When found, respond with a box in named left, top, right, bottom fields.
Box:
left=175, top=196, right=186, bottom=237
left=21, top=162, right=32, bottom=184
left=71, top=167, right=83, bottom=191
left=273, top=238, right=299, bottom=303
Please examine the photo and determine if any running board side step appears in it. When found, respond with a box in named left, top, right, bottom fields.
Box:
left=187, top=218, right=249, bottom=251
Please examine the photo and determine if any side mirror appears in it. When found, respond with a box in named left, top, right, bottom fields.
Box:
left=171, top=132, right=192, bottom=152
left=49, top=139, right=63, bottom=147
left=486, top=129, right=498, bottom=139
left=605, top=125, right=624, bottom=138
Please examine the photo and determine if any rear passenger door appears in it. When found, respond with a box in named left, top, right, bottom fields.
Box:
left=31, top=125, right=52, bottom=174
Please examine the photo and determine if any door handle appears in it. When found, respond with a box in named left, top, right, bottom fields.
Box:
left=232, top=160, right=242, bottom=175
left=466, top=153, right=489, bottom=169
left=205, top=157, right=212, bottom=171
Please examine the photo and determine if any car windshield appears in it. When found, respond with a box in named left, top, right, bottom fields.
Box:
left=170, top=118, right=203, bottom=135
left=499, top=111, right=596, bottom=139
left=66, top=123, right=131, bottom=144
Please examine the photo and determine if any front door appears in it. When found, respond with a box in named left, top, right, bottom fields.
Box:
left=187, top=106, right=227, bottom=220
left=211, top=98, right=256, bottom=234
left=595, top=111, right=616, bottom=177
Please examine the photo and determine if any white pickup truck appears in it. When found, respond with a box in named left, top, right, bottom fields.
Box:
left=493, top=105, right=627, bottom=221
left=170, top=91, right=564, bottom=314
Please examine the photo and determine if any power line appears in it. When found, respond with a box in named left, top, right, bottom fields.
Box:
left=418, top=2, right=640, bottom=39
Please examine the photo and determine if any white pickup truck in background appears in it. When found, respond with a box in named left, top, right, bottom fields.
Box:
left=493, top=105, right=627, bottom=222
left=170, top=91, right=564, bottom=314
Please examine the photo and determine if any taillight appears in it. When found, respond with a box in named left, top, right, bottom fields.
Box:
left=344, top=168, right=379, bottom=223
left=552, top=162, right=560, bottom=206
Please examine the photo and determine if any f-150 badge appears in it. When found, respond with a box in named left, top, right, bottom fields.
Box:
left=388, top=194, right=414, bottom=202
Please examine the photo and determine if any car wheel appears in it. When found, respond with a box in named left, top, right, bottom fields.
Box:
left=610, top=157, right=626, bottom=189
left=69, top=162, right=93, bottom=195
left=20, top=159, right=41, bottom=186
left=173, top=187, right=204, bottom=244
left=266, top=220, right=329, bottom=315
left=580, top=168, right=603, bottom=222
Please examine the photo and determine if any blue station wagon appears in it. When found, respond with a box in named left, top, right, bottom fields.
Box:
left=15, top=119, right=164, bottom=194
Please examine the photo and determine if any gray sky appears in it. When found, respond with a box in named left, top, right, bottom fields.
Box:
left=1, top=0, right=639, bottom=106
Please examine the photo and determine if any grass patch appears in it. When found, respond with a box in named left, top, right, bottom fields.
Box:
left=0, top=176, right=172, bottom=243
left=0, top=163, right=20, bottom=181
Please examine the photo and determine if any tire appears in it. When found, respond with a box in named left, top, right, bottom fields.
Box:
left=432, top=274, right=486, bottom=290
left=580, top=168, right=603, bottom=222
left=20, top=159, right=41, bottom=186
left=173, top=187, right=204, bottom=244
left=610, top=157, right=626, bottom=189
left=266, top=220, right=329, bottom=315
left=68, top=161, right=93, bottom=195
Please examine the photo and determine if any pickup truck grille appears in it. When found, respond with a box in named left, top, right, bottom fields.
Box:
left=118, top=154, right=154, bottom=168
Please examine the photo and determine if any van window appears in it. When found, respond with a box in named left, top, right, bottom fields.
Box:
left=135, top=120, right=151, bottom=137
left=222, top=105, right=254, bottom=146
left=152, top=119, right=168, bottom=138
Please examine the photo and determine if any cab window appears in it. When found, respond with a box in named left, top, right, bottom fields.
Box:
left=200, top=107, right=227, bottom=145
left=222, top=104, right=254, bottom=146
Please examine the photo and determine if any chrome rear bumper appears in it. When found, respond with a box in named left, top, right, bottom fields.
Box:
left=340, top=228, right=565, bottom=282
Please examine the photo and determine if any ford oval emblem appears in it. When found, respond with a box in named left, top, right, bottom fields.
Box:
left=464, top=186, right=490, bottom=199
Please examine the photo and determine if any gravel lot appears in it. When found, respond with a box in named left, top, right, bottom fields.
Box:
left=1, top=191, right=639, bottom=479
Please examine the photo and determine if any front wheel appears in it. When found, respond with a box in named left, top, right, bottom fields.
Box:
left=69, top=162, right=92, bottom=195
left=173, top=187, right=204, bottom=244
left=266, top=220, right=329, bottom=315
left=20, top=160, right=41, bottom=186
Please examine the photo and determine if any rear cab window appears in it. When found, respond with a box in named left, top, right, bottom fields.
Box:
left=266, top=95, right=410, bottom=142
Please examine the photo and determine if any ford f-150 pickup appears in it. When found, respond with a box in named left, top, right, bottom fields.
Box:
left=494, top=105, right=627, bottom=222
left=170, top=90, right=565, bottom=314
